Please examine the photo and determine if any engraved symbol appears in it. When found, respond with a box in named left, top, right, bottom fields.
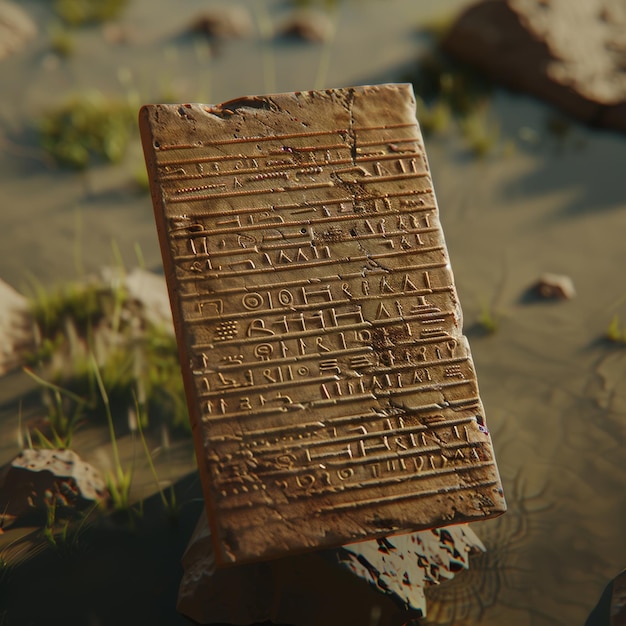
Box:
left=278, top=289, right=294, bottom=306
left=413, top=368, right=431, bottom=382
left=217, top=372, right=238, bottom=388
left=190, top=236, right=208, bottom=255
left=254, top=343, right=274, bottom=360
left=319, top=359, right=341, bottom=375
left=214, top=321, right=238, bottom=341
left=376, top=303, right=391, bottom=319
left=221, top=354, right=243, bottom=365
left=447, top=340, right=457, bottom=357
left=238, top=234, right=256, bottom=248
left=380, top=277, right=394, bottom=293
left=247, top=319, right=274, bottom=337
left=276, top=454, right=296, bottom=469
left=296, top=474, right=315, bottom=490
left=423, top=271, right=432, bottom=289
left=402, top=275, right=418, bottom=292
left=374, top=161, right=390, bottom=176
left=337, top=468, right=354, bottom=481
left=421, top=328, right=449, bottom=339
left=355, top=329, right=371, bottom=343
left=342, top=283, right=353, bottom=299
left=216, top=217, right=241, bottom=228
left=302, top=284, right=332, bottom=303
left=316, top=337, right=331, bottom=352
left=297, top=366, right=310, bottom=376
left=229, top=259, right=256, bottom=271
left=417, top=346, right=427, bottom=361
left=198, top=299, right=223, bottom=316
left=242, top=293, right=263, bottom=310
left=349, top=355, right=372, bottom=369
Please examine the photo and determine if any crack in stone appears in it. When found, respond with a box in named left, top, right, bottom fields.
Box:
left=346, top=88, right=357, bottom=166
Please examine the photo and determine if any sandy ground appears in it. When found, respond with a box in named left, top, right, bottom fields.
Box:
left=1, top=0, right=626, bottom=625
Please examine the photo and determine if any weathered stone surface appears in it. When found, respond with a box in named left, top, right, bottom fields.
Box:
left=178, top=508, right=478, bottom=625
left=140, top=84, right=505, bottom=565
left=338, top=524, right=485, bottom=616
left=0, top=278, right=33, bottom=377
left=442, top=0, right=626, bottom=132
left=0, top=449, right=108, bottom=527
left=0, top=2, right=36, bottom=61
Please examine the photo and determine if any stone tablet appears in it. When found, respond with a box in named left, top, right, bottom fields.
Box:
left=139, top=84, right=506, bottom=566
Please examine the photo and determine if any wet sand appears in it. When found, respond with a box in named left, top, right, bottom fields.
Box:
left=1, top=1, right=626, bottom=625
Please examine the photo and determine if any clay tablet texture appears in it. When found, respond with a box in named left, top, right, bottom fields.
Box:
left=139, top=84, right=506, bottom=566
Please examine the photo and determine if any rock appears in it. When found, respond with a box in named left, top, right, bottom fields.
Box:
left=613, top=569, right=626, bottom=625
left=278, top=10, right=334, bottom=42
left=177, top=508, right=448, bottom=626
left=123, top=267, right=173, bottom=331
left=0, top=1, right=36, bottom=61
left=99, top=267, right=174, bottom=331
left=0, top=449, right=108, bottom=527
left=0, top=278, right=33, bottom=377
left=586, top=568, right=626, bottom=625
left=188, top=6, right=253, bottom=39
left=532, top=273, right=576, bottom=299
left=337, top=525, right=486, bottom=615
left=102, top=22, right=135, bottom=45
left=441, top=0, right=626, bottom=132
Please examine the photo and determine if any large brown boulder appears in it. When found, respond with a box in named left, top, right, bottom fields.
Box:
left=442, top=0, right=626, bottom=131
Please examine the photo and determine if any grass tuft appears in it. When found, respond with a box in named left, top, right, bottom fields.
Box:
left=22, top=368, right=87, bottom=448
left=91, top=353, right=134, bottom=516
left=39, top=92, right=135, bottom=169
left=606, top=314, right=626, bottom=344
left=25, top=269, right=189, bottom=435
left=53, top=0, right=128, bottom=26
left=460, top=109, right=500, bottom=158
left=416, top=97, right=451, bottom=136
left=49, top=23, right=76, bottom=57
left=477, top=303, right=499, bottom=335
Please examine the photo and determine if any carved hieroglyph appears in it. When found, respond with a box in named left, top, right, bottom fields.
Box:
left=139, top=84, right=506, bottom=565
